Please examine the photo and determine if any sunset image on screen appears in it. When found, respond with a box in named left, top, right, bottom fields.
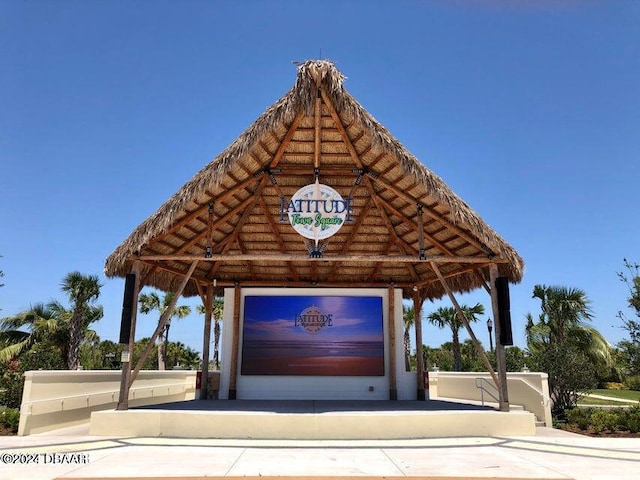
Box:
left=241, top=295, right=384, bottom=376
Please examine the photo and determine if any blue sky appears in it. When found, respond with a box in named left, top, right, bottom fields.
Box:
left=1, top=1, right=639, bottom=355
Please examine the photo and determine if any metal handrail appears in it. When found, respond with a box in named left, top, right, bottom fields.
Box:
left=22, top=381, right=193, bottom=414
left=474, top=376, right=551, bottom=408
left=475, top=377, right=499, bottom=406
left=512, top=377, right=551, bottom=407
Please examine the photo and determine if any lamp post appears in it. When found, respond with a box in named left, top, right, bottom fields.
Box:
left=486, top=318, right=494, bottom=353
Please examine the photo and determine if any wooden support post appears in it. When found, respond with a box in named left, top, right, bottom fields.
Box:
left=117, top=261, right=141, bottom=411
left=430, top=262, right=501, bottom=389
left=129, top=261, right=198, bottom=388
left=413, top=290, right=426, bottom=401
left=388, top=285, right=397, bottom=400
left=490, top=263, right=510, bottom=412
left=200, top=284, right=214, bottom=400
left=228, top=283, right=241, bottom=399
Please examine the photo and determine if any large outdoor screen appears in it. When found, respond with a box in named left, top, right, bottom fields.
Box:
left=241, top=295, right=384, bottom=376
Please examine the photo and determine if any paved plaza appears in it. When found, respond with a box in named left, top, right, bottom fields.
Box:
left=0, top=424, right=639, bottom=480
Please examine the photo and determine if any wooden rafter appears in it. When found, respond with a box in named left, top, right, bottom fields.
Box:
left=270, top=111, right=304, bottom=169
left=374, top=196, right=457, bottom=256
left=257, top=196, right=300, bottom=281
left=129, top=261, right=198, bottom=387
left=149, top=175, right=260, bottom=247
left=138, top=253, right=502, bottom=264
left=236, top=237, right=256, bottom=279
left=430, top=261, right=499, bottom=387
left=319, top=87, right=424, bottom=283
left=170, top=194, right=258, bottom=256
left=327, top=196, right=374, bottom=282
left=207, top=176, right=269, bottom=278
left=370, top=175, right=491, bottom=253
left=367, top=238, right=403, bottom=282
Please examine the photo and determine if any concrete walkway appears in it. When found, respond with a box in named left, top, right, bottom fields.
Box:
left=582, top=393, right=640, bottom=405
left=0, top=424, right=639, bottom=480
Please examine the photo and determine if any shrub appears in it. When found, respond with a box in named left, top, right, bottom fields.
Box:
left=624, top=375, right=640, bottom=391
left=0, top=371, right=24, bottom=409
left=619, top=406, right=640, bottom=433
left=590, top=410, right=619, bottom=433
left=566, top=407, right=594, bottom=430
left=603, top=382, right=627, bottom=390
left=0, top=407, right=20, bottom=433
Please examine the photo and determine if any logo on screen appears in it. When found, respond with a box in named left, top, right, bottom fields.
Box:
left=294, top=305, right=333, bottom=335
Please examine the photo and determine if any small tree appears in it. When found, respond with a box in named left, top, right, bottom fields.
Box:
left=534, top=343, right=597, bottom=416
left=139, top=291, right=191, bottom=370
left=427, top=303, right=484, bottom=372
left=0, top=255, right=4, bottom=313
left=196, top=297, right=224, bottom=369
left=61, top=272, right=103, bottom=370
left=617, top=259, right=640, bottom=376
left=402, top=304, right=415, bottom=371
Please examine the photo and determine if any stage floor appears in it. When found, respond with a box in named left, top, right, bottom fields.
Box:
left=132, top=398, right=494, bottom=412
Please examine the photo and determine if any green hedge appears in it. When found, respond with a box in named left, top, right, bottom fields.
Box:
left=566, top=406, right=640, bottom=433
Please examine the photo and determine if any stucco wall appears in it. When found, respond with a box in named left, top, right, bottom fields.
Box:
left=219, top=288, right=416, bottom=400
left=429, top=371, right=552, bottom=426
left=19, top=370, right=197, bottom=435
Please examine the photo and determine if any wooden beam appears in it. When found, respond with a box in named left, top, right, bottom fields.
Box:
left=374, top=195, right=455, bottom=256
left=413, top=290, right=426, bottom=400
left=200, top=284, right=214, bottom=400
left=117, top=261, right=142, bottom=411
left=137, top=253, right=505, bottom=264
left=208, top=176, right=268, bottom=278
left=327, top=197, right=374, bottom=281
left=128, top=261, right=199, bottom=388
left=257, top=196, right=300, bottom=281
left=270, top=112, right=304, bottom=169
left=228, top=283, right=241, bottom=399
left=489, top=263, right=510, bottom=412
left=172, top=195, right=258, bottom=256
left=388, top=285, right=397, bottom=400
left=150, top=176, right=260, bottom=247
left=370, top=175, right=491, bottom=253
left=430, top=262, right=500, bottom=388
left=314, top=92, right=321, bottom=170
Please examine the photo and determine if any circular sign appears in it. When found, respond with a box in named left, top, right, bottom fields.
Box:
left=287, top=182, right=348, bottom=242
left=296, top=305, right=332, bottom=334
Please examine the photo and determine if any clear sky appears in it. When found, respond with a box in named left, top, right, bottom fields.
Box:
left=1, top=1, right=639, bottom=356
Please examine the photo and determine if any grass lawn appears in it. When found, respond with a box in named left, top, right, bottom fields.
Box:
left=590, top=389, right=640, bottom=402
left=577, top=396, right=637, bottom=406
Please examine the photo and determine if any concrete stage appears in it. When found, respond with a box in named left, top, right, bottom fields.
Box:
left=90, top=400, right=537, bottom=439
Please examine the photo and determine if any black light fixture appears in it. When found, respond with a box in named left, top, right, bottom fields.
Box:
left=486, top=318, right=494, bottom=353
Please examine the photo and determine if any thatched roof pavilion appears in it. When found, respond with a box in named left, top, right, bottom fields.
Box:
left=105, top=60, right=523, bottom=300
left=107, top=60, right=524, bottom=407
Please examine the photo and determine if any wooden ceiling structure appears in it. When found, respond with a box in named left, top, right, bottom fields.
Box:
left=105, top=61, right=524, bottom=299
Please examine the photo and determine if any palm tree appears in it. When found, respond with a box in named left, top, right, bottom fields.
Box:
left=526, top=284, right=612, bottom=367
left=0, top=303, right=66, bottom=364
left=197, top=297, right=224, bottom=369
left=61, top=272, right=102, bottom=370
left=402, top=304, right=415, bottom=371
left=0, top=301, right=101, bottom=368
left=427, top=303, right=485, bottom=371
left=167, top=341, right=201, bottom=370
left=139, top=291, right=191, bottom=370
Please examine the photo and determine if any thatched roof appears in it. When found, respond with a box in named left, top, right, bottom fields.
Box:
left=105, top=60, right=523, bottom=299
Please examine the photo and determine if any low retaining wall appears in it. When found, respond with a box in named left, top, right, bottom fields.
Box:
left=428, top=371, right=552, bottom=427
left=90, top=409, right=536, bottom=439
left=18, top=370, right=199, bottom=435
